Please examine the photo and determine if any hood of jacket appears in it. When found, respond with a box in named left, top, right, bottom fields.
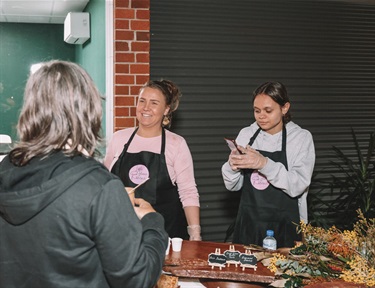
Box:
left=0, top=151, right=100, bottom=225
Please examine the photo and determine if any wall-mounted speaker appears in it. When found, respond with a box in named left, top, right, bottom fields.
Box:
left=64, top=12, right=90, bottom=45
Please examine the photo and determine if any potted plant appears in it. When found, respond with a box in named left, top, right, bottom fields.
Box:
left=308, top=128, right=375, bottom=230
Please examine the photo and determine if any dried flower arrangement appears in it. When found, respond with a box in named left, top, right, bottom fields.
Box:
left=261, top=210, right=375, bottom=287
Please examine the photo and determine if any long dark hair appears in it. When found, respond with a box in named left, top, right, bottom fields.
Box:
left=10, top=60, right=103, bottom=166
left=252, top=81, right=292, bottom=123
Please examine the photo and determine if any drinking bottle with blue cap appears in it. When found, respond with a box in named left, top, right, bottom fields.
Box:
left=262, top=229, right=277, bottom=250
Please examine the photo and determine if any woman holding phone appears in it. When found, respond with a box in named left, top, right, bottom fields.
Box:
left=222, top=81, right=315, bottom=248
left=104, top=79, right=201, bottom=241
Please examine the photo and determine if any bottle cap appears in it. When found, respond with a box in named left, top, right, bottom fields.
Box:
left=266, top=230, right=274, bottom=237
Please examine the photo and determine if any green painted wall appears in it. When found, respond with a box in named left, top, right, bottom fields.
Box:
left=0, top=0, right=106, bottom=145
left=77, top=0, right=106, bottom=140
left=0, top=23, right=75, bottom=141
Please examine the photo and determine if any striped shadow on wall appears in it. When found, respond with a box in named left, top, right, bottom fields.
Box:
left=150, top=0, right=375, bottom=242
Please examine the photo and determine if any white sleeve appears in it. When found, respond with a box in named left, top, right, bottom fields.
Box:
left=221, top=161, right=244, bottom=191
left=258, top=129, right=315, bottom=199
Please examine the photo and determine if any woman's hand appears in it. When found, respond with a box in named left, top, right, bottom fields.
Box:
left=228, top=148, right=241, bottom=171
left=228, top=145, right=267, bottom=170
left=133, top=198, right=156, bottom=220
left=187, top=225, right=202, bottom=241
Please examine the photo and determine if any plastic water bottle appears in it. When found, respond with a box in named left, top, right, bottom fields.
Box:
left=262, top=230, right=277, bottom=250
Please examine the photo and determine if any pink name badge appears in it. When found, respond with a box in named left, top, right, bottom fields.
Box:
left=250, top=170, right=269, bottom=190
left=129, top=164, right=150, bottom=184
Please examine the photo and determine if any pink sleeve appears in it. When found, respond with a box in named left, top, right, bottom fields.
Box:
left=166, top=133, right=200, bottom=208
left=103, top=129, right=133, bottom=170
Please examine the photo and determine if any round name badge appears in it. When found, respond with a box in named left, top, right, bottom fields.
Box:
left=129, top=164, right=150, bottom=184
left=250, top=170, right=269, bottom=190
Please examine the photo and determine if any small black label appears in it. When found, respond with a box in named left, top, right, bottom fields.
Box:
left=208, top=253, right=227, bottom=265
left=239, top=253, right=257, bottom=266
left=224, top=250, right=240, bottom=262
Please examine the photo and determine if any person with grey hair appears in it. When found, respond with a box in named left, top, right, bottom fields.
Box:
left=222, top=81, right=315, bottom=248
left=0, top=60, right=168, bottom=288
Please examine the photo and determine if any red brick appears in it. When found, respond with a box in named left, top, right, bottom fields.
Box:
left=130, top=85, right=142, bottom=95
left=136, top=9, right=149, bottom=20
left=119, top=31, right=135, bottom=41
left=116, top=52, right=135, bottom=63
left=120, top=8, right=134, bottom=19
left=136, top=31, right=149, bottom=41
left=131, top=42, right=149, bottom=52
left=113, top=0, right=151, bottom=131
left=115, top=19, right=130, bottom=29
left=115, top=40, right=131, bottom=51
left=115, top=96, right=136, bottom=106
left=116, top=75, right=135, bottom=84
left=115, top=85, right=130, bottom=95
left=115, top=0, right=130, bottom=8
left=116, top=31, right=134, bottom=41
left=131, top=0, right=149, bottom=9
left=136, top=75, right=149, bottom=85
left=130, top=106, right=137, bottom=116
left=116, top=64, right=130, bottom=74
left=136, top=53, right=149, bottom=63
left=130, top=64, right=149, bottom=74
left=115, top=9, right=132, bottom=19
left=131, top=20, right=149, bottom=31
left=115, top=107, right=130, bottom=117
left=115, top=117, right=136, bottom=128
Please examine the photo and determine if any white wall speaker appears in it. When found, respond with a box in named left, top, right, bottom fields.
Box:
left=64, top=12, right=90, bottom=45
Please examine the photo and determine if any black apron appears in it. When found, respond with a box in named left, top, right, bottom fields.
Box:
left=232, top=126, right=301, bottom=248
left=111, top=128, right=188, bottom=239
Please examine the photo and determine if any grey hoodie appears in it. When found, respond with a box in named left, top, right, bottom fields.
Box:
left=0, top=151, right=168, bottom=288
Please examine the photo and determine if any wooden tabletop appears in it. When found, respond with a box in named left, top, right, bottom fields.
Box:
left=163, top=240, right=275, bottom=285
left=199, top=279, right=269, bottom=288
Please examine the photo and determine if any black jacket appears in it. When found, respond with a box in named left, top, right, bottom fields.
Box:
left=0, top=151, right=168, bottom=288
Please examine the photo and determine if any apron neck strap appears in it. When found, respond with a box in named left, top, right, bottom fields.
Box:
left=249, top=125, right=287, bottom=151
left=125, top=127, right=166, bottom=154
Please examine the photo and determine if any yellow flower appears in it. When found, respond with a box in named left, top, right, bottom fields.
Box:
left=341, top=255, right=375, bottom=286
left=267, top=253, right=286, bottom=273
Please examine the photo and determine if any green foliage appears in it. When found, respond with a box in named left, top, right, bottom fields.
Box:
left=309, top=129, right=375, bottom=230
left=266, top=214, right=375, bottom=287
left=282, top=274, right=304, bottom=288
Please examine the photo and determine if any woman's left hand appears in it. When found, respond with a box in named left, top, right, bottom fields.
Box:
left=187, top=225, right=202, bottom=241
left=229, top=145, right=267, bottom=170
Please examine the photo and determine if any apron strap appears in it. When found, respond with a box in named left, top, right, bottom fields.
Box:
left=249, top=126, right=288, bottom=170
left=249, top=128, right=262, bottom=146
left=161, top=128, right=166, bottom=154
left=125, top=127, right=166, bottom=155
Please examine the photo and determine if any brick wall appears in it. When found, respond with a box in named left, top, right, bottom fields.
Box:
left=113, top=0, right=150, bottom=132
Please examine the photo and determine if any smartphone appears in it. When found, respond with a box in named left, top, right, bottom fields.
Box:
left=224, top=138, right=244, bottom=154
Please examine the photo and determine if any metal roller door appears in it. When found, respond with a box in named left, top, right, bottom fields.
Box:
left=150, top=0, right=375, bottom=241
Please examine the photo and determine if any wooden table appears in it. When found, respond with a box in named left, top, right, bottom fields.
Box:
left=163, top=241, right=366, bottom=288
left=163, top=240, right=274, bottom=286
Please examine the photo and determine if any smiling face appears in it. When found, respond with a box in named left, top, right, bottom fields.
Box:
left=253, top=93, right=290, bottom=135
left=136, top=87, right=170, bottom=134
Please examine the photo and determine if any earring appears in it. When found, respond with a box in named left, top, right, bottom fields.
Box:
left=162, top=115, right=170, bottom=126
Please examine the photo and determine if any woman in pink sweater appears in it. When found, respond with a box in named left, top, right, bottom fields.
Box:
left=104, top=80, right=201, bottom=240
